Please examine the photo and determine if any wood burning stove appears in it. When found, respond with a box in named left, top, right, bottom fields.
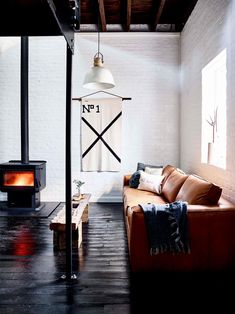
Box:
left=0, top=37, right=47, bottom=210
left=0, top=161, right=46, bottom=208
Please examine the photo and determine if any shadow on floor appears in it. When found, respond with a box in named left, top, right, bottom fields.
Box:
left=129, top=270, right=235, bottom=314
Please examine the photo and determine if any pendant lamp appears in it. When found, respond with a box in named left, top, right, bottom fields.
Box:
left=83, top=20, right=115, bottom=90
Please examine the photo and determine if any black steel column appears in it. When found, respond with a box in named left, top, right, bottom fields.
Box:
left=21, top=36, right=29, bottom=164
left=65, top=43, right=73, bottom=280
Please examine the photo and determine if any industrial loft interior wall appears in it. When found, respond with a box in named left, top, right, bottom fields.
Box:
left=180, top=0, right=235, bottom=202
left=0, top=33, right=180, bottom=202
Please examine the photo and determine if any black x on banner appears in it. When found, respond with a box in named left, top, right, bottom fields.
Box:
left=82, top=112, right=122, bottom=163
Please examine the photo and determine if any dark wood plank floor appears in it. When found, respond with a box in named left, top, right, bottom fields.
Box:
left=0, top=203, right=130, bottom=314
left=0, top=202, right=235, bottom=314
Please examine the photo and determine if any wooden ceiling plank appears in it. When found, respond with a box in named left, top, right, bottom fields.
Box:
left=153, top=0, right=167, bottom=30
left=98, top=0, right=107, bottom=32
left=126, top=0, right=132, bottom=31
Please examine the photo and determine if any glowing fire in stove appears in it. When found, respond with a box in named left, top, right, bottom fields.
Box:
left=3, top=171, right=34, bottom=186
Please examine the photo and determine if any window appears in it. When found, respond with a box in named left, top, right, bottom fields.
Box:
left=201, top=49, right=227, bottom=169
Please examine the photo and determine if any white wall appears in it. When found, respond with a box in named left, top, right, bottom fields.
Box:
left=0, top=33, right=180, bottom=202
left=180, top=0, right=235, bottom=201
left=0, top=37, right=66, bottom=202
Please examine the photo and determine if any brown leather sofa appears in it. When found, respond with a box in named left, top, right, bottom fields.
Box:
left=123, top=165, right=235, bottom=272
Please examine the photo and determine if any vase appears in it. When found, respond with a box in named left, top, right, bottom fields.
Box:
left=207, top=142, right=215, bottom=164
left=75, top=188, right=80, bottom=197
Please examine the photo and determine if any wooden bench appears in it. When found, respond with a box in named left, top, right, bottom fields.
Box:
left=49, top=193, right=91, bottom=250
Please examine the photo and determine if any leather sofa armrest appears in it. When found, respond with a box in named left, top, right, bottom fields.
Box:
left=123, top=174, right=132, bottom=186
left=127, top=205, right=142, bottom=214
left=126, top=205, right=143, bottom=227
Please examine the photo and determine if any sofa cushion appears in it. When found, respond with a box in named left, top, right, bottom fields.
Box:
left=137, top=171, right=164, bottom=194
left=161, top=165, right=175, bottom=187
left=145, top=166, right=163, bottom=175
left=123, top=186, right=166, bottom=210
left=176, top=174, right=222, bottom=205
left=161, top=169, right=188, bottom=203
left=129, top=171, right=141, bottom=188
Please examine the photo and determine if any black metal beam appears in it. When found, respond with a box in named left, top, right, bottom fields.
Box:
left=47, top=0, right=75, bottom=53
left=73, top=0, right=80, bottom=31
left=21, top=36, right=29, bottom=164
left=65, top=43, right=73, bottom=281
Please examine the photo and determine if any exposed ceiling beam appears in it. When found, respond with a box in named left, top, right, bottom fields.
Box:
left=153, top=0, right=166, bottom=31
left=47, top=0, right=75, bottom=53
left=126, top=0, right=132, bottom=31
left=98, top=0, right=107, bottom=31
left=70, top=0, right=80, bottom=31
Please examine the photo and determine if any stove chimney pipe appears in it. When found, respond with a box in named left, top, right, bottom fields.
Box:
left=21, top=36, right=29, bottom=164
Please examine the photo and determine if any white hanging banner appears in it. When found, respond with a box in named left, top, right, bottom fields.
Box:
left=81, top=97, right=122, bottom=172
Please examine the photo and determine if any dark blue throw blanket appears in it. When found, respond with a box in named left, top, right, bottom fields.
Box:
left=139, top=201, right=190, bottom=255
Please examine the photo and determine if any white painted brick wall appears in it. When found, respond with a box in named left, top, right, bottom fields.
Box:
left=180, top=0, right=235, bottom=201
left=0, top=37, right=66, bottom=202
left=0, top=33, right=180, bottom=202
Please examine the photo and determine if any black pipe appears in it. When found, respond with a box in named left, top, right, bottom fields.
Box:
left=65, top=43, right=73, bottom=280
left=21, top=36, right=29, bottom=164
